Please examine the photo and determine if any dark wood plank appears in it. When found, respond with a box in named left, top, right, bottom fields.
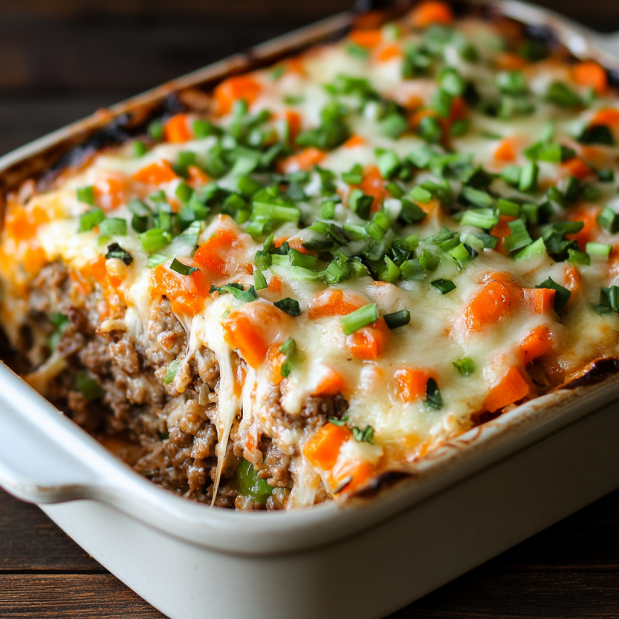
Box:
left=0, top=575, right=166, bottom=618
left=0, top=490, right=102, bottom=572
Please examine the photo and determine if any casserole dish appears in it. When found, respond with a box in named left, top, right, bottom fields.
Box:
left=2, top=1, right=619, bottom=616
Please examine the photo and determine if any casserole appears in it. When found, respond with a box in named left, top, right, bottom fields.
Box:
left=2, top=1, right=619, bottom=616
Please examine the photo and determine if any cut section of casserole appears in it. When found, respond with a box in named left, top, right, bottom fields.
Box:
left=2, top=2, right=619, bottom=510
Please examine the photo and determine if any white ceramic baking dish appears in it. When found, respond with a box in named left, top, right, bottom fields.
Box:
left=2, top=2, right=619, bottom=618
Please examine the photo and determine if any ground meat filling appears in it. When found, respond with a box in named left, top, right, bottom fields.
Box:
left=8, top=261, right=348, bottom=509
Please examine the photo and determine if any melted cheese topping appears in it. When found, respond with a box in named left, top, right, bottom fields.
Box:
left=3, top=4, right=619, bottom=508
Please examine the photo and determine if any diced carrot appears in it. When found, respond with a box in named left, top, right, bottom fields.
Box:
left=573, top=61, right=608, bottom=95
left=347, top=317, right=389, bottom=360
left=277, top=147, right=326, bottom=174
left=132, top=160, right=178, bottom=185
left=187, top=165, right=210, bottom=187
left=338, top=461, right=375, bottom=494
left=94, top=172, right=128, bottom=211
left=284, top=57, right=305, bottom=76
left=410, top=1, right=454, bottom=28
left=193, top=220, right=246, bottom=279
left=410, top=108, right=437, bottom=130
left=483, top=366, right=530, bottom=413
left=592, top=108, right=619, bottom=126
left=523, top=288, right=556, bottom=314
left=349, top=29, right=382, bottom=49
left=308, top=289, right=367, bottom=319
left=150, top=263, right=208, bottom=316
left=495, top=52, right=529, bottom=71
left=491, top=215, right=516, bottom=238
left=343, top=134, right=366, bottom=149
left=564, top=264, right=581, bottom=299
left=214, top=75, right=262, bottom=116
left=494, top=138, right=517, bottom=163
left=280, top=109, right=302, bottom=141
left=221, top=301, right=294, bottom=369
left=88, top=256, right=108, bottom=286
left=267, top=275, right=283, bottom=293
left=4, top=204, right=51, bottom=242
left=394, top=368, right=435, bottom=404
left=164, top=113, right=193, bottom=143
left=562, top=158, right=593, bottom=181
left=266, top=345, right=287, bottom=386
left=286, top=237, right=318, bottom=256
left=313, top=366, right=345, bottom=396
left=566, top=205, right=600, bottom=251
left=22, top=245, right=47, bottom=275
left=360, top=165, right=390, bottom=213
left=521, top=325, right=553, bottom=365
left=376, top=44, right=402, bottom=63
left=610, top=245, right=619, bottom=279
left=460, top=273, right=517, bottom=333
left=304, top=423, right=352, bottom=470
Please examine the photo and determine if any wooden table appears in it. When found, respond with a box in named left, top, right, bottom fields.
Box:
left=1, top=1, right=619, bottom=616
left=2, top=487, right=619, bottom=618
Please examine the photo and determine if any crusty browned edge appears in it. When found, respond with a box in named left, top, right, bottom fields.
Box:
left=560, top=357, right=619, bottom=390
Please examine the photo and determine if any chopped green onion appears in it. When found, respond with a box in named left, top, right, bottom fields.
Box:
left=514, top=237, right=546, bottom=261
left=577, top=125, right=615, bottom=146
left=453, top=357, right=475, bottom=376
left=431, top=278, right=456, bottom=294
left=496, top=70, right=527, bottom=95
left=75, top=372, right=104, bottom=401
left=320, top=200, right=337, bottom=219
left=175, top=181, right=194, bottom=203
left=342, top=164, right=363, bottom=185
left=567, top=249, right=590, bottom=266
left=289, top=249, right=317, bottom=270
left=147, top=254, right=168, bottom=268
left=352, top=425, right=374, bottom=444
left=252, top=202, right=300, bottom=223
left=461, top=208, right=499, bottom=230
left=410, top=186, right=433, bottom=204
left=519, top=160, right=539, bottom=193
left=380, top=256, right=400, bottom=283
left=139, top=228, right=170, bottom=252
left=546, top=81, right=582, bottom=108
left=598, top=168, right=615, bottom=183
left=586, top=242, right=612, bottom=259
left=597, top=206, right=619, bottom=233
left=105, top=242, right=133, bottom=265
left=384, top=309, right=410, bottom=329
left=398, top=199, right=427, bottom=225
left=253, top=269, right=268, bottom=290
left=133, top=140, right=147, bottom=157
left=218, top=284, right=259, bottom=303
left=377, top=150, right=401, bottom=179
left=460, top=186, right=495, bottom=209
left=537, top=277, right=571, bottom=315
left=348, top=189, right=373, bottom=220
left=418, top=249, right=440, bottom=271
left=596, top=286, right=619, bottom=315
left=254, top=249, right=272, bottom=271
left=418, top=115, right=442, bottom=143
left=497, top=198, right=520, bottom=217
left=504, top=219, right=532, bottom=253
left=148, top=119, right=164, bottom=141
left=379, top=114, right=409, bottom=139
left=386, top=181, right=405, bottom=199
left=169, top=258, right=198, bottom=276
left=78, top=208, right=105, bottom=232
left=401, top=258, right=426, bottom=280
left=99, top=218, right=127, bottom=237
left=274, top=297, right=301, bottom=316
left=424, top=377, right=443, bottom=410
left=340, top=303, right=378, bottom=335
left=193, top=119, right=217, bottom=138
left=77, top=185, right=95, bottom=206
left=164, top=360, right=181, bottom=384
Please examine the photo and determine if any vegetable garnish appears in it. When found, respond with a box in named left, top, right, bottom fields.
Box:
left=79, top=208, right=105, bottom=232
left=384, top=309, right=411, bottom=329
left=105, top=243, right=134, bottom=265
left=431, top=279, right=456, bottom=294
left=536, top=277, right=571, bottom=316
left=169, top=258, right=198, bottom=276
left=274, top=297, right=301, bottom=316
left=352, top=425, right=374, bottom=444
left=340, top=303, right=378, bottom=334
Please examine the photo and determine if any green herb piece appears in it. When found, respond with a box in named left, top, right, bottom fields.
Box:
left=75, top=372, right=104, bottom=402
left=519, top=160, right=539, bottom=193
left=520, top=40, right=548, bottom=62
left=340, top=303, right=378, bottom=335
left=342, top=163, right=363, bottom=185
left=78, top=208, right=105, bottom=232
left=175, top=181, right=194, bottom=203
left=235, top=458, right=273, bottom=504
left=450, top=119, right=469, bottom=136
left=567, top=249, right=590, bottom=266
left=386, top=181, right=405, bottom=199
left=501, top=165, right=521, bottom=187
left=497, top=198, right=520, bottom=217
left=147, top=254, right=168, bottom=268
left=253, top=269, right=268, bottom=290
left=377, top=150, right=401, bottom=179
left=348, top=189, right=374, bottom=220
left=448, top=243, right=474, bottom=269
left=586, top=242, right=612, bottom=259
left=424, top=377, right=443, bottom=410
left=139, top=228, right=170, bottom=253
left=597, top=206, right=619, bottom=233
left=418, top=249, right=440, bottom=271
left=383, top=309, right=410, bottom=329
left=319, top=200, right=336, bottom=220
left=398, top=199, right=427, bottom=225
left=453, top=357, right=475, bottom=376
left=418, top=115, right=442, bottom=143
left=431, top=278, right=456, bottom=294
left=461, top=208, right=499, bottom=230
left=380, top=256, right=401, bottom=283
left=596, top=286, right=619, bottom=315
left=537, top=277, right=571, bottom=315
left=504, top=219, right=532, bottom=253
left=271, top=65, right=286, bottom=80
left=98, top=217, right=127, bottom=237
left=400, top=258, right=426, bottom=280
left=347, top=42, right=370, bottom=59
left=431, top=88, right=454, bottom=118
left=328, top=414, right=349, bottom=427
left=439, top=67, right=466, bottom=96
left=164, top=360, right=181, bottom=384
left=193, top=119, right=217, bottom=138
left=274, top=297, right=301, bottom=316
left=77, top=185, right=95, bottom=206
left=133, top=140, right=147, bottom=157
left=169, top=258, right=198, bottom=276
left=460, top=186, right=495, bottom=209
left=352, top=425, right=374, bottom=444
left=546, top=81, right=582, bottom=108
left=279, top=337, right=296, bottom=377
left=380, top=113, right=409, bottom=139
left=514, top=237, right=546, bottom=260
left=409, top=186, right=432, bottom=204
left=105, top=242, right=133, bottom=265
left=496, top=70, right=527, bottom=95
left=148, top=119, right=164, bottom=141
left=577, top=125, right=615, bottom=146
left=598, top=168, right=615, bottom=183
left=252, top=202, right=300, bottom=224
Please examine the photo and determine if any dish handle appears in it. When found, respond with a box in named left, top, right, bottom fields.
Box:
left=0, top=362, right=107, bottom=504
